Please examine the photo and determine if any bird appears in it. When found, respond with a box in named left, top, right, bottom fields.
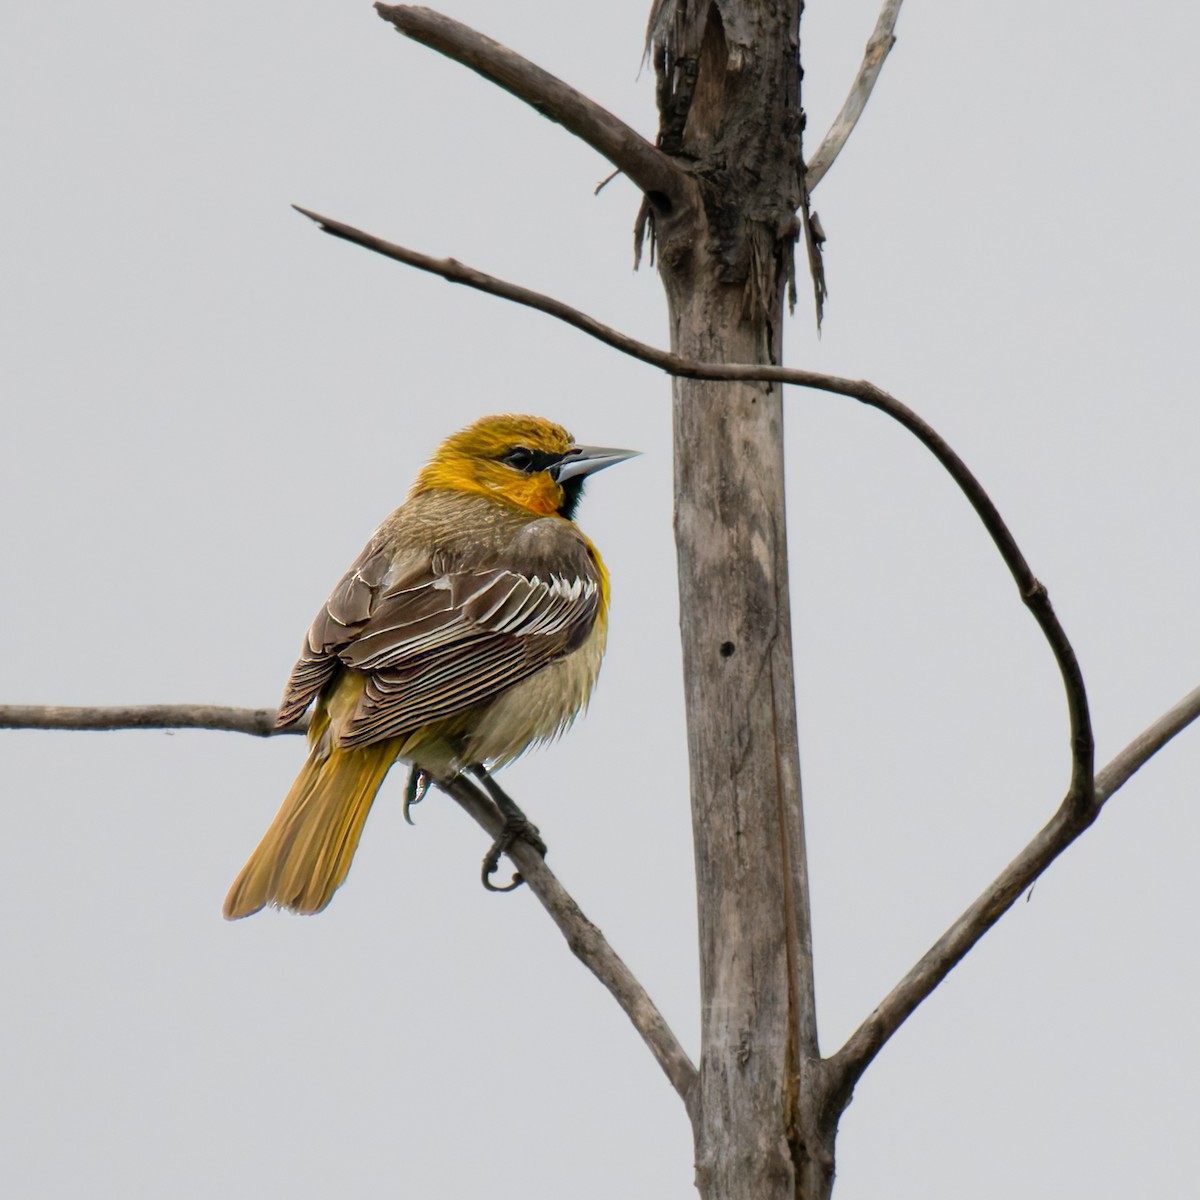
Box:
left=223, top=414, right=636, bottom=919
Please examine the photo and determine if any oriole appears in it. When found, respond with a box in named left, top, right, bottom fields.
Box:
left=223, top=414, right=635, bottom=919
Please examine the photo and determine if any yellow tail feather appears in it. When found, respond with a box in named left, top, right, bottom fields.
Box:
left=223, top=728, right=401, bottom=920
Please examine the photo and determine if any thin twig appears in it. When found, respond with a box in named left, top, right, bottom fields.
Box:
left=293, top=206, right=1094, bottom=810
left=1096, top=684, right=1200, bottom=803
left=805, top=0, right=905, bottom=193
left=825, top=682, right=1200, bottom=1100
left=0, top=700, right=699, bottom=1109
left=438, top=773, right=699, bottom=1113
left=594, top=167, right=622, bottom=196
left=374, top=5, right=690, bottom=210
left=0, top=704, right=304, bottom=737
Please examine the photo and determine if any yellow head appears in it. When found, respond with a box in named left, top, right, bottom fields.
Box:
left=412, top=414, right=636, bottom=520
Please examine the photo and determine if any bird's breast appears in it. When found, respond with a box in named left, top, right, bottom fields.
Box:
left=462, top=616, right=608, bottom=767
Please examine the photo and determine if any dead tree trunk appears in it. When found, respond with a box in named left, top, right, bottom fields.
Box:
left=648, top=3, right=834, bottom=1196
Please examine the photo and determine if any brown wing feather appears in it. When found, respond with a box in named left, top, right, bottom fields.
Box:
left=275, top=540, right=395, bottom=727
left=337, top=568, right=599, bottom=746
left=275, top=513, right=601, bottom=746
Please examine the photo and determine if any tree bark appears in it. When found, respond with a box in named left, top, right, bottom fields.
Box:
left=650, top=3, right=834, bottom=1196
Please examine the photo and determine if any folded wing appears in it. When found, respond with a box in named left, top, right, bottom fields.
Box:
left=276, top=519, right=602, bottom=747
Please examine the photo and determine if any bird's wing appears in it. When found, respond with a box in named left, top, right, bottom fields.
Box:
left=274, top=537, right=394, bottom=728
left=276, top=519, right=601, bottom=746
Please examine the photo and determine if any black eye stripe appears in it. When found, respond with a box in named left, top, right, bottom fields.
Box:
left=500, top=447, right=567, bottom=474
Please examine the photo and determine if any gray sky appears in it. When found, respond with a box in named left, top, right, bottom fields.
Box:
left=3, top=2, right=1198, bottom=1197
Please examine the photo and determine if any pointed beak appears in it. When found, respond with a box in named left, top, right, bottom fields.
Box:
left=552, top=444, right=640, bottom=483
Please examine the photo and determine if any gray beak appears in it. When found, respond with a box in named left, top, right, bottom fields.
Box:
left=552, top=444, right=640, bottom=483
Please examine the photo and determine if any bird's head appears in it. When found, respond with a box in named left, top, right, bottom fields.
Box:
left=413, top=414, right=637, bottom=520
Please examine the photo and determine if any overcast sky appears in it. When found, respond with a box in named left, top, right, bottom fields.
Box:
left=3, top=2, right=1198, bottom=1198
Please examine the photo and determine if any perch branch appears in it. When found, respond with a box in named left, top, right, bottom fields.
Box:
left=438, top=772, right=698, bottom=1113
left=826, top=680, right=1200, bottom=1100
left=0, top=701, right=698, bottom=1110
left=295, top=206, right=1094, bottom=811
left=374, top=5, right=690, bottom=208
left=805, top=0, right=905, bottom=193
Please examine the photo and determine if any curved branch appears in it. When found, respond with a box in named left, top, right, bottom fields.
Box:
left=374, top=5, right=690, bottom=209
left=34, top=211, right=1199, bottom=1122
left=1, top=700, right=699, bottom=1110
left=294, top=206, right=1094, bottom=810
left=805, top=0, right=905, bottom=193
left=825, top=681, right=1200, bottom=1102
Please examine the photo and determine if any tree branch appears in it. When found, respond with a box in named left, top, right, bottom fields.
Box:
left=825, top=801, right=1092, bottom=1106
left=0, top=701, right=699, bottom=1110
left=1096, top=683, right=1200, bottom=804
left=23, top=203, right=1197, bottom=1132
left=825, top=681, right=1200, bottom=1102
left=374, top=5, right=691, bottom=210
left=7, top=676, right=1195, bottom=1114
left=437, top=773, right=699, bottom=1113
left=293, top=206, right=1094, bottom=812
left=805, top=0, right=905, bottom=193
left=0, top=703, right=304, bottom=737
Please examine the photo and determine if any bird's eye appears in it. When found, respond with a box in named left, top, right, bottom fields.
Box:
left=502, top=447, right=535, bottom=472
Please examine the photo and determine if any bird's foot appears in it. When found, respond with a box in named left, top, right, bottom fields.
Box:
left=402, top=765, right=433, bottom=826
left=466, top=763, right=547, bottom=892
left=481, top=813, right=547, bottom=893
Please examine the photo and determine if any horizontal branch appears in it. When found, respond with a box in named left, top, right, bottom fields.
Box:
left=294, top=207, right=1094, bottom=813
left=1, top=700, right=698, bottom=1110
left=374, top=5, right=690, bottom=208
left=825, top=680, right=1200, bottom=1100
left=806, top=0, right=905, bottom=193
left=0, top=703, right=303, bottom=737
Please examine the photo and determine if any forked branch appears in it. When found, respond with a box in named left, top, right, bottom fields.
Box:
left=825, top=679, right=1200, bottom=1098
left=10, top=218, right=1195, bottom=1112
left=9, top=189, right=1194, bottom=1129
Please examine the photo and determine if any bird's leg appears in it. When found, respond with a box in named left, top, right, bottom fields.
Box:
left=402, top=765, right=432, bottom=826
left=469, top=763, right=547, bottom=892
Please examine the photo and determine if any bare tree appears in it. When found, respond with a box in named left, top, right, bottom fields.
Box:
left=5, top=4, right=1198, bottom=1198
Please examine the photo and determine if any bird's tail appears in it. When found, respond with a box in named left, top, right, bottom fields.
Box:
left=223, top=705, right=400, bottom=919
